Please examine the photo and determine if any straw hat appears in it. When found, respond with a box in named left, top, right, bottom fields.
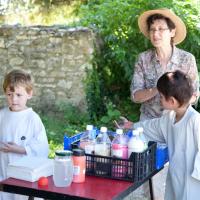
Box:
left=138, top=8, right=186, bottom=45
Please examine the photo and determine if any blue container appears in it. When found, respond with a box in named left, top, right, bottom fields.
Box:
left=126, top=129, right=133, bottom=138
left=64, top=132, right=83, bottom=150
left=156, top=143, right=169, bottom=169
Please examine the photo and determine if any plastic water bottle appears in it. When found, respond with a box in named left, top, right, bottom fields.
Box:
left=79, top=125, right=96, bottom=154
left=94, top=126, right=111, bottom=156
left=111, top=129, right=128, bottom=178
left=128, top=129, right=145, bottom=158
left=94, top=127, right=111, bottom=175
left=137, top=127, right=148, bottom=150
left=127, top=130, right=145, bottom=178
left=53, top=150, right=73, bottom=187
left=111, top=129, right=128, bottom=159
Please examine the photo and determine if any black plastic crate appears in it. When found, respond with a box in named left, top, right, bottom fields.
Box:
left=85, top=141, right=157, bottom=182
left=64, top=132, right=157, bottom=182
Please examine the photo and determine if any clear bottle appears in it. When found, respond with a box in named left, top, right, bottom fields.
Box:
left=94, top=127, right=111, bottom=175
left=111, top=129, right=129, bottom=178
left=137, top=127, right=148, bottom=150
left=111, top=129, right=128, bottom=159
left=79, top=125, right=95, bottom=154
left=128, top=129, right=145, bottom=158
left=53, top=150, right=73, bottom=187
left=94, top=126, right=111, bottom=156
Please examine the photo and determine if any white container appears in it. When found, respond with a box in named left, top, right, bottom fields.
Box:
left=128, top=129, right=145, bottom=158
left=53, top=150, right=73, bottom=187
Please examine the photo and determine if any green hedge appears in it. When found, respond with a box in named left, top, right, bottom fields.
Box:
left=75, top=0, right=200, bottom=119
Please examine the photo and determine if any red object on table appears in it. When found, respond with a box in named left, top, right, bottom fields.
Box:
left=38, top=177, right=48, bottom=187
left=0, top=175, right=133, bottom=200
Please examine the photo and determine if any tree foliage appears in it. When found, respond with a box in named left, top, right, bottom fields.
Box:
left=75, top=0, right=200, bottom=120
left=0, top=0, right=82, bottom=25
left=0, top=0, right=199, bottom=120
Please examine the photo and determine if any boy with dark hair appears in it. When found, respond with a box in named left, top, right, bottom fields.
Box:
left=121, top=70, right=200, bottom=200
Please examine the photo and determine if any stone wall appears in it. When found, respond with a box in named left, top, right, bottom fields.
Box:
left=0, top=25, right=97, bottom=111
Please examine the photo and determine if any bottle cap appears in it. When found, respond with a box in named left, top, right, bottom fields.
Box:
left=132, top=129, right=139, bottom=136
left=116, top=129, right=123, bottom=135
left=55, top=150, right=72, bottom=156
left=73, top=148, right=85, bottom=156
left=137, top=127, right=144, bottom=133
left=100, top=126, right=107, bottom=133
left=86, top=125, right=93, bottom=131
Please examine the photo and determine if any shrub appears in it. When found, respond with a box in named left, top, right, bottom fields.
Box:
left=75, top=0, right=200, bottom=119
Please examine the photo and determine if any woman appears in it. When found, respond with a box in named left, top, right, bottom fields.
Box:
left=131, top=8, right=199, bottom=121
left=128, top=8, right=199, bottom=200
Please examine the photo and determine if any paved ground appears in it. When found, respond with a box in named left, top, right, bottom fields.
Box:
left=123, top=164, right=168, bottom=200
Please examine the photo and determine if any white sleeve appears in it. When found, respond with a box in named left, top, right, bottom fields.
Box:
left=25, top=114, right=49, bottom=157
left=192, top=152, right=200, bottom=180
left=133, top=114, right=167, bottom=143
left=191, top=116, right=200, bottom=180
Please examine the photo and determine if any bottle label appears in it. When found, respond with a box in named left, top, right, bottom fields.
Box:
left=85, top=144, right=94, bottom=154
left=95, top=144, right=110, bottom=156
left=73, top=165, right=80, bottom=175
left=112, top=149, right=123, bottom=157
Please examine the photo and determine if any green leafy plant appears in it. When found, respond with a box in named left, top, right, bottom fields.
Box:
left=84, top=63, right=107, bottom=122
left=99, top=101, right=121, bottom=130
left=55, top=101, right=89, bottom=126
left=39, top=102, right=91, bottom=157
left=76, top=0, right=200, bottom=116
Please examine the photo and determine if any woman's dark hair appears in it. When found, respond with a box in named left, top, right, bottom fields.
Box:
left=157, top=70, right=193, bottom=106
left=147, top=14, right=176, bottom=31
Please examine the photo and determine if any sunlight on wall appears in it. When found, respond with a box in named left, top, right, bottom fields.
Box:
left=0, top=2, right=80, bottom=26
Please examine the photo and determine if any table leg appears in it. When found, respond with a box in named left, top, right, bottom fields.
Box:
left=149, top=178, right=154, bottom=200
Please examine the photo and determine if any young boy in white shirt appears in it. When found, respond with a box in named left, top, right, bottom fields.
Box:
left=120, top=70, right=200, bottom=200
left=0, top=69, right=49, bottom=200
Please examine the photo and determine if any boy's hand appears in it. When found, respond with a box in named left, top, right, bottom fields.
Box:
left=0, top=142, right=26, bottom=154
left=123, top=121, right=134, bottom=129
left=114, top=116, right=134, bottom=129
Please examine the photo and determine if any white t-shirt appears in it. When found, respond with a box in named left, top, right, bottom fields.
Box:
left=0, top=107, right=49, bottom=200
left=134, top=105, right=200, bottom=200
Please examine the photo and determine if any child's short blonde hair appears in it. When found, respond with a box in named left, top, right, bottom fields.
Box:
left=3, top=69, right=33, bottom=93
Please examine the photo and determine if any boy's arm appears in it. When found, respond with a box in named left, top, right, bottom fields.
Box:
left=0, top=121, right=48, bottom=157
left=24, top=114, right=49, bottom=157
left=191, top=116, right=200, bottom=180
left=115, top=116, right=167, bottom=143
left=0, top=141, right=26, bottom=154
left=133, top=117, right=166, bottom=143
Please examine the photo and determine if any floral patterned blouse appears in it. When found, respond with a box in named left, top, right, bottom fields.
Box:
left=131, top=46, right=199, bottom=120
